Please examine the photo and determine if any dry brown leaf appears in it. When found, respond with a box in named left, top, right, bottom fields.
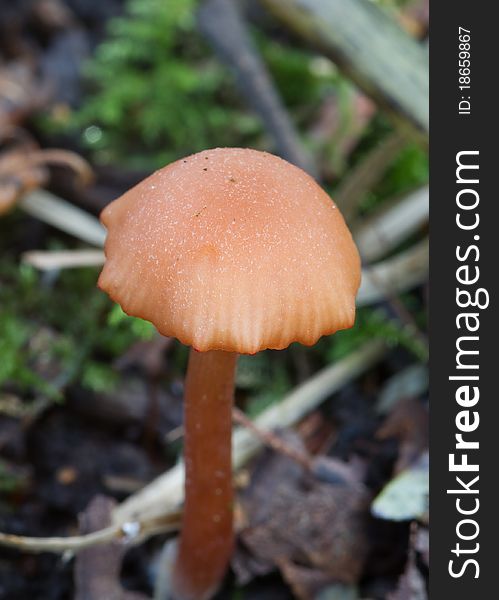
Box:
left=278, top=559, right=344, bottom=600
left=233, top=431, right=370, bottom=589
left=0, top=67, right=92, bottom=216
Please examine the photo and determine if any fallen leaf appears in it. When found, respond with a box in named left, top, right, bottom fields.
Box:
left=234, top=431, right=370, bottom=589
left=371, top=452, right=428, bottom=522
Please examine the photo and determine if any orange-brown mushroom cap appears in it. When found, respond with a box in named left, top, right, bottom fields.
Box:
left=98, top=148, right=361, bottom=354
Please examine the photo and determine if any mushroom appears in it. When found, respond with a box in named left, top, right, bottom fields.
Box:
left=98, top=147, right=361, bottom=600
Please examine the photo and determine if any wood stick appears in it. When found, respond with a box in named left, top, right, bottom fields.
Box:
left=354, top=186, right=428, bottom=262
left=357, top=238, right=428, bottom=306
left=198, top=0, right=317, bottom=177
left=19, top=189, right=106, bottom=247
left=22, top=249, right=105, bottom=270
left=262, top=0, right=429, bottom=136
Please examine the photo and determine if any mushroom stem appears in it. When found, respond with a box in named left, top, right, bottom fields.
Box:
left=172, top=349, right=238, bottom=600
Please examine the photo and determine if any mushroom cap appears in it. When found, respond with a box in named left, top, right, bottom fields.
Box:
left=98, top=148, right=361, bottom=354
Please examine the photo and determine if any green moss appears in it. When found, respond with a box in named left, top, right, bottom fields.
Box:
left=329, top=306, right=428, bottom=363
left=68, top=0, right=261, bottom=168
left=0, top=260, right=160, bottom=397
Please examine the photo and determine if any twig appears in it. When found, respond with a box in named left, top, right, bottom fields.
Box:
left=22, top=249, right=105, bottom=270
left=357, top=238, right=428, bottom=306
left=262, top=0, right=429, bottom=136
left=335, top=130, right=409, bottom=222
left=232, top=408, right=360, bottom=486
left=354, top=185, right=428, bottom=262
left=197, top=0, right=317, bottom=177
left=22, top=149, right=94, bottom=186
left=19, top=189, right=106, bottom=247
left=232, top=406, right=313, bottom=471
left=0, top=525, right=123, bottom=553
left=0, top=512, right=181, bottom=554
